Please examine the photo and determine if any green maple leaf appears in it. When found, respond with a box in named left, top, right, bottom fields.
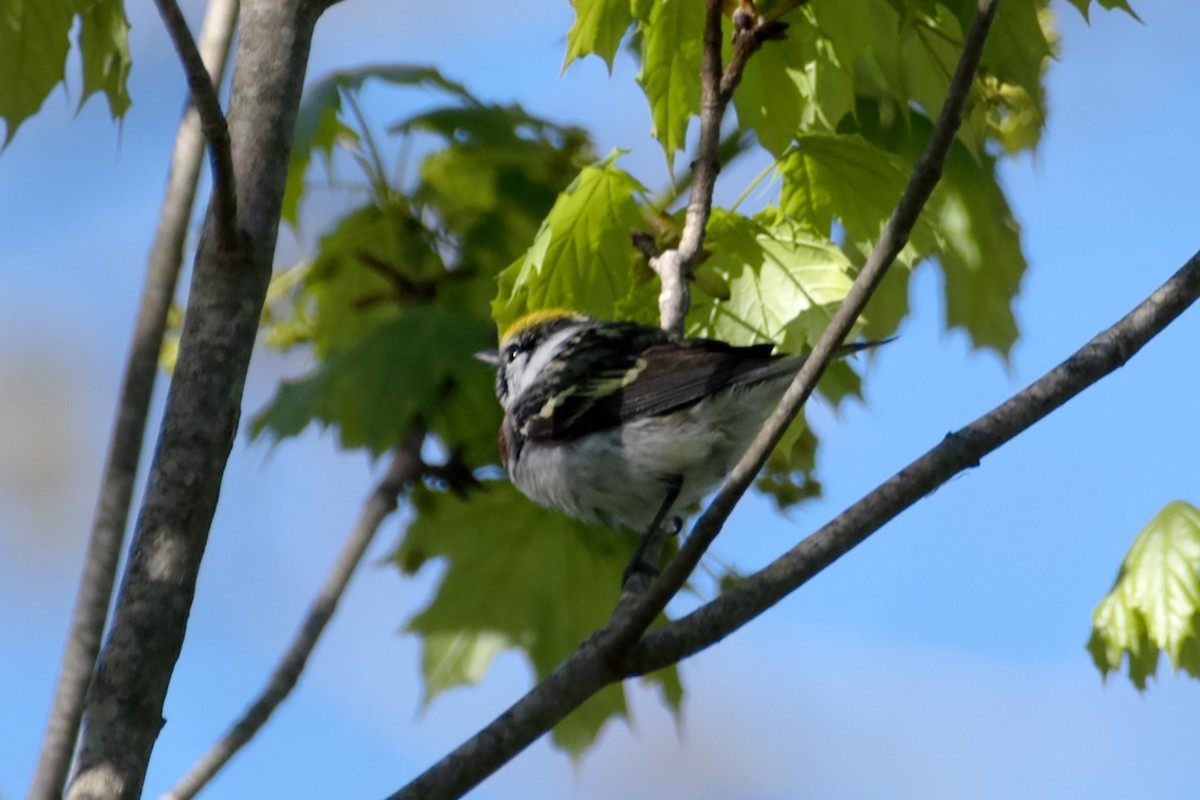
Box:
left=282, top=64, right=474, bottom=226
left=636, top=0, right=706, bottom=169
left=1064, top=0, right=1139, bottom=20
left=250, top=306, right=498, bottom=464
left=76, top=0, right=131, bottom=121
left=929, top=142, right=1024, bottom=355
left=779, top=117, right=1026, bottom=355
left=1089, top=501, right=1200, bottom=689
left=734, top=33, right=813, bottom=157
left=563, top=0, right=634, bottom=72
left=0, top=0, right=74, bottom=144
left=688, top=210, right=855, bottom=353
left=493, top=152, right=658, bottom=331
left=396, top=481, right=683, bottom=756
left=0, top=0, right=133, bottom=145
left=778, top=133, right=913, bottom=247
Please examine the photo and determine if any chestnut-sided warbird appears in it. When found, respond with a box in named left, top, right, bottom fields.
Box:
left=477, top=309, right=884, bottom=577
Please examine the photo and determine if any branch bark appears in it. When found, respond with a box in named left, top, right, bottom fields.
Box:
left=28, top=3, right=240, bottom=797
left=64, top=1, right=322, bottom=797
left=163, top=429, right=426, bottom=800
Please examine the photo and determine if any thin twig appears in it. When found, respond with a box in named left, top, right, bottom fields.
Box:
left=153, top=0, right=239, bottom=246
left=28, top=3, right=240, bottom=797
left=652, top=0, right=731, bottom=335
left=627, top=247, right=1200, bottom=672
left=652, top=1, right=784, bottom=337
left=647, top=130, right=755, bottom=216
left=163, top=429, right=426, bottom=800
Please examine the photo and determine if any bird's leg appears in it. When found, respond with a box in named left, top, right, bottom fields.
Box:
left=622, top=475, right=683, bottom=586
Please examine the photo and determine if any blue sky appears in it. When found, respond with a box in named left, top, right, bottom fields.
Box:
left=2, top=1, right=1199, bottom=798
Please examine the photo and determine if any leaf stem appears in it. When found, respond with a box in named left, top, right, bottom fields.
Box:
left=345, top=88, right=392, bottom=203
left=729, top=157, right=777, bottom=214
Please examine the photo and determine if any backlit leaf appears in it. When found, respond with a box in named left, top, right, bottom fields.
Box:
left=494, top=152, right=657, bottom=331
left=419, top=631, right=509, bottom=705
left=688, top=210, right=855, bottom=353
left=283, top=64, right=474, bottom=226
left=778, top=133, right=912, bottom=246
left=1088, top=502, right=1200, bottom=689
left=931, top=141, right=1024, bottom=355
left=1064, top=0, right=1138, bottom=21
left=302, top=200, right=445, bottom=357
left=733, top=33, right=812, bottom=157
left=564, top=0, right=634, bottom=72
left=637, top=0, right=705, bottom=169
left=785, top=109, right=1025, bottom=354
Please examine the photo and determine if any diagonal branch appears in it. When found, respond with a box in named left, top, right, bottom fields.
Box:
left=613, top=0, right=1000, bottom=651
left=388, top=3, right=1000, bottom=799
left=153, top=0, right=239, bottom=245
left=163, top=429, right=426, bottom=800
left=28, top=3, right=240, bottom=798
left=627, top=247, right=1200, bottom=673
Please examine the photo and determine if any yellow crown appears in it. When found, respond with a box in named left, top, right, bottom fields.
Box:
left=500, top=308, right=586, bottom=342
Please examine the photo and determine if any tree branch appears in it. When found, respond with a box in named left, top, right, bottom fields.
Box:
left=386, top=2, right=1007, bottom=798
left=153, top=0, right=240, bottom=246
left=28, top=3, right=240, bottom=798
left=163, top=429, right=426, bottom=800
left=616, top=0, right=999, bottom=655
left=627, top=247, right=1200, bottom=673
left=65, top=1, right=322, bottom=797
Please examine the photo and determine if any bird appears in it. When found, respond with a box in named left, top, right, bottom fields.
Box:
left=477, top=308, right=885, bottom=577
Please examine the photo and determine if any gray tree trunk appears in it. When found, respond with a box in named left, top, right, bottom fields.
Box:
left=65, top=1, right=324, bottom=796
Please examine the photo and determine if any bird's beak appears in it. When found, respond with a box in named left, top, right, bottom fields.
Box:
left=474, top=349, right=500, bottom=367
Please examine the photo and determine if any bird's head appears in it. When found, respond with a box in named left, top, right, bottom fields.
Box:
left=475, top=309, right=593, bottom=409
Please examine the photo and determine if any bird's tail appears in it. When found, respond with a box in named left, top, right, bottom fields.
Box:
left=830, top=336, right=896, bottom=359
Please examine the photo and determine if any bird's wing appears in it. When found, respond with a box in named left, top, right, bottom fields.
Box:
left=514, top=322, right=669, bottom=441
left=608, top=338, right=784, bottom=421
left=519, top=331, right=786, bottom=441
left=518, top=325, right=888, bottom=443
